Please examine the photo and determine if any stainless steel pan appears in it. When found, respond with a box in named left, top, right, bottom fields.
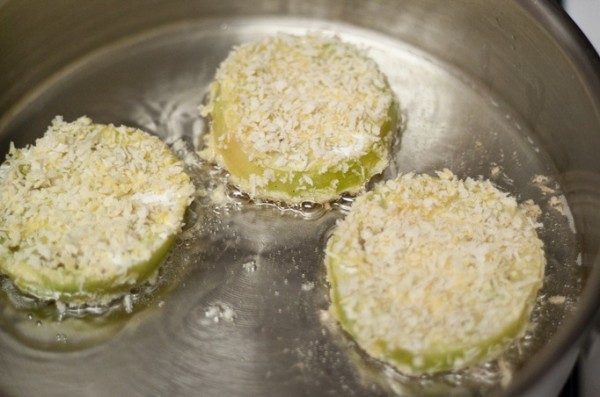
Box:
left=1, top=1, right=600, bottom=396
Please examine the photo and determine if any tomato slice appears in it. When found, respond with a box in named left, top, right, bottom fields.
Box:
left=325, top=172, right=545, bottom=374
left=0, top=117, right=194, bottom=305
left=202, top=33, right=397, bottom=203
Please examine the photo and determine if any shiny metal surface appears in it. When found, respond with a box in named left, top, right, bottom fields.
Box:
left=580, top=315, right=600, bottom=397
left=1, top=1, right=600, bottom=397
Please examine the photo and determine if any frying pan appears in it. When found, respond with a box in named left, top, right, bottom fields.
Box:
left=1, top=1, right=600, bottom=396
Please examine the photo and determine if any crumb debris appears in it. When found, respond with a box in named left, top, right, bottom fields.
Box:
left=204, top=302, right=236, bottom=324
left=548, top=295, right=566, bottom=305
left=123, top=294, right=133, bottom=313
left=490, top=165, right=502, bottom=178
left=548, top=195, right=566, bottom=215
left=519, top=199, right=542, bottom=223
left=532, top=174, right=556, bottom=194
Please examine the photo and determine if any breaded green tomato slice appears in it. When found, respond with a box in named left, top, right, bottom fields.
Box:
left=325, top=170, right=545, bottom=374
left=200, top=33, right=397, bottom=203
left=0, top=116, right=194, bottom=305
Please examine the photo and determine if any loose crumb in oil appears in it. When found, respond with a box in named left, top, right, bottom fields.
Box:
left=548, top=295, right=566, bottom=305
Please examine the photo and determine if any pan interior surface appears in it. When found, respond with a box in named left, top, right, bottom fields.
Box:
left=0, top=17, right=586, bottom=397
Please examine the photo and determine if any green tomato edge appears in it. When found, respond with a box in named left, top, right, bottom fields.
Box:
left=1, top=235, right=175, bottom=303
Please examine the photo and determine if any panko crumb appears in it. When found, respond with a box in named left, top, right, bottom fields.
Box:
left=532, top=175, right=550, bottom=185
left=548, top=295, right=566, bottom=305
left=490, top=165, right=502, bottom=178
left=519, top=199, right=543, bottom=223
left=209, top=183, right=231, bottom=206
left=532, top=174, right=556, bottom=194
left=548, top=195, right=566, bottom=216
